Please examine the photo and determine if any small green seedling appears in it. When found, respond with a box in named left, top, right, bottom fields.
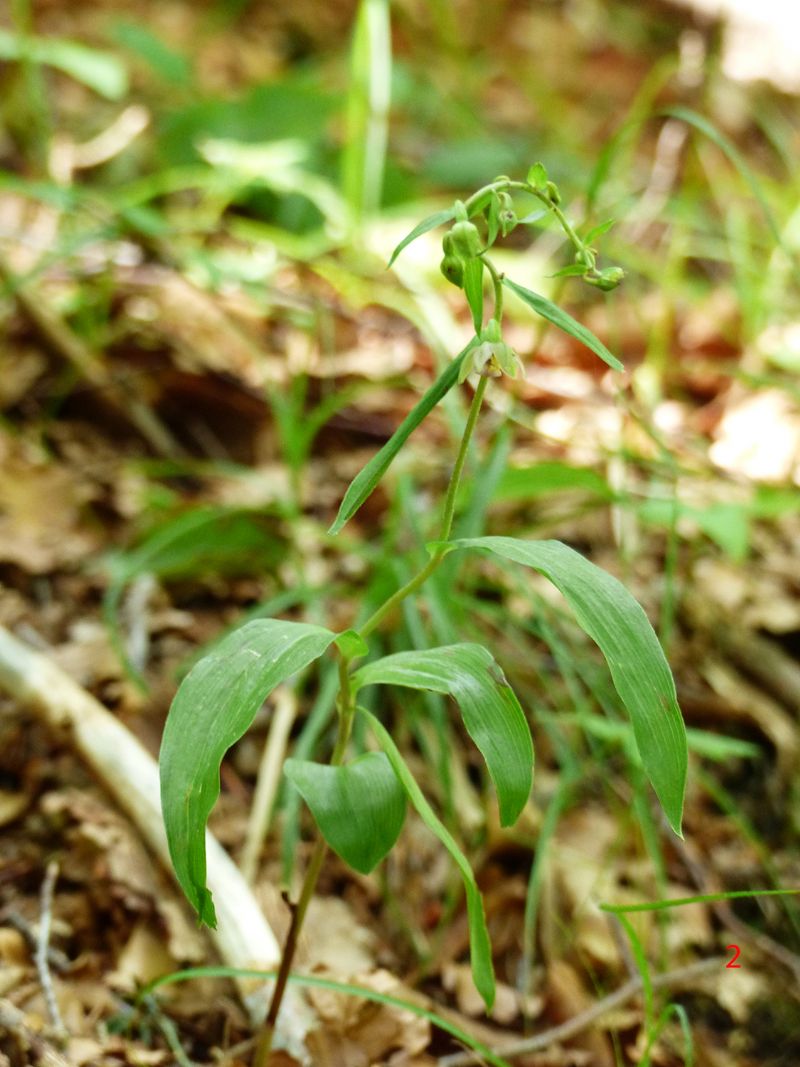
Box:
left=159, top=167, right=688, bottom=1060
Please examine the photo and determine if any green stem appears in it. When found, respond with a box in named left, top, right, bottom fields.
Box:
left=256, top=652, right=356, bottom=1065
left=463, top=178, right=592, bottom=268
left=358, top=375, right=489, bottom=640
left=255, top=360, right=489, bottom=1061
left=482, top=256, right=504, bottom=321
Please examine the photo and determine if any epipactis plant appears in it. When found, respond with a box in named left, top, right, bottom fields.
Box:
left=159, top=164, right=687, bottom=1054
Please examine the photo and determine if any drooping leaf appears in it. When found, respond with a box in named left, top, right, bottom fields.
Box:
left=439, top=537, right=687, bottom=834
left=361, top=708, right=495, bottom=1010
left=284, top=753, right=405, bottom=873
left=159, top=619, right=337, bottom=926
left=463, top=257, right=484, bottom=332
left=387, top=207, right=455, bottom=267
left=328, top=340, right=476, bottom=535
left=503, top=277, right=623, bottom=371
left=353, top=644, right=533, bottom=826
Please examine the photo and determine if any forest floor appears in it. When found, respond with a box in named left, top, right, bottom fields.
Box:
left=0, top=1, right=799, bottom=1065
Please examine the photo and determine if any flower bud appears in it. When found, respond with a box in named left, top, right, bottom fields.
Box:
left=498, top=192, right=517, bottom=236
left=449, top=220, right=482, bottom=259
left=585, top=266, right=625, bottom=291
left=440, top=253, right=464, bottom=287
left=440, top=231, right=465, bottom=286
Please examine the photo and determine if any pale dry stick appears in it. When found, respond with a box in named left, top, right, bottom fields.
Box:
left=241, top=685, right=298, bottom=884
left=35, top=861, right=66, bottom=1044
left=122, top=573, right=159, bottom=676
left=3, top=913, right=69, bottom=974
left=0, top=624, right=317, bottom=1064
left=438, top=956, right=725, bottom=1066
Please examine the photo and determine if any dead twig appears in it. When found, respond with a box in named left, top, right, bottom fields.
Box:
left=438, top=956, right=725, bottom=1066
left=35, top=861, right=66, bottom=1044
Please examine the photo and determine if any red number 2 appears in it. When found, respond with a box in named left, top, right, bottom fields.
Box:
left=725, top=944, right=741, bottom=968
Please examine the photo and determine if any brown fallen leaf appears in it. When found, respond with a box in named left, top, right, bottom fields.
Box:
left=305, top=968, right=430, bottom=1067
left=441, top=962, right=538, bottom=1025
left=0, top=435, right=99, bottom=574
left=107, top=922, right=178, bottom=993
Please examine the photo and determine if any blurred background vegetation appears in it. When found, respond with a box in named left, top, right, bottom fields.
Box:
left=1, top=0, right=799, bottom=1064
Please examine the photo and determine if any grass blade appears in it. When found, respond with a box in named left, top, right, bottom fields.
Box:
left=342, top=0, right=392, bottom=221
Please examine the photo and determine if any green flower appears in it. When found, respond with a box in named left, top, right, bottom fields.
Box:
left=458, top=319, right=524, bottom=384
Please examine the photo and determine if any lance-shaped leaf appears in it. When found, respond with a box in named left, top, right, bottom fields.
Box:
left=503, top=277, right=623, bottom=371
left=361, top=708, right=495, bottom=1010
left=388, top=207, right=456, bottom=266
left=328, top=340, right=476, bottom=535
left=160, top=619, right=337, bottom=926
left=352, top=644, right=533, bottom=826
left=284, top=753, right=405, bottom=874
left=441, top=538, right=687, bottom=834
left=463, top=257, right=484, bottom=332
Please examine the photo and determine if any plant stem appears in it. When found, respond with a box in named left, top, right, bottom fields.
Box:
left=255, top=374, right=488, bottom=1063
left=482, top=256, right=504, bottom=321
left=255, top=654, right=355, bottom=1065
left=358, top=374, right=488, bottom=640
left=464, top=178, right=592, bottom=267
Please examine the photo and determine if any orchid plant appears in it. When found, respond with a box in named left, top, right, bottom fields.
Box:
left=159, top=164, right=688, bottom=1062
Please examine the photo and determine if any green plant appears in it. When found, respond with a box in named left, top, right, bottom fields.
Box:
left=158, top=166, right=688, bottom=1063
